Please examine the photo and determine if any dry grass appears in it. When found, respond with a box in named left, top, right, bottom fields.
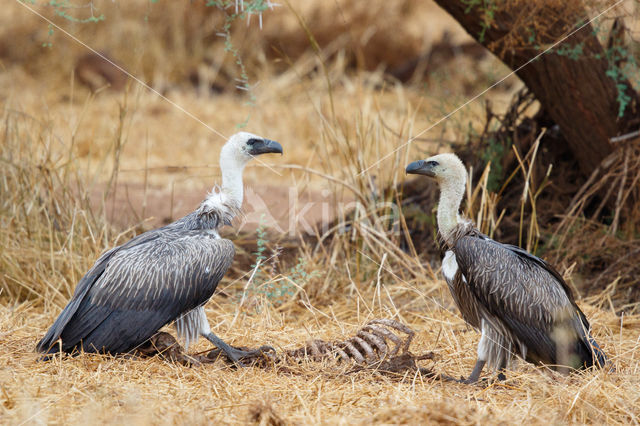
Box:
left=1, top=1, right=639, bottom=425
left=1, top=295, right=638, bottom=424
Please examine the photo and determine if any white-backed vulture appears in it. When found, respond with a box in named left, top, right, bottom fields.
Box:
left=406, top=153, right=608, bottom=382
left=37, top=132, right=283, bottom=364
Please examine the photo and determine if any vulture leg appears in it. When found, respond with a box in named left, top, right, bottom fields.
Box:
left=496, top=358, right=508, bottom=381
left=203, top=332, right=275, bottom=365
left=462, top=359, right=486, bottom=384
left=461, top=361, right=506, bottom=384
left=460, top=328, right=490, bottom=384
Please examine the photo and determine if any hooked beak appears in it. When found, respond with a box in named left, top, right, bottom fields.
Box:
left=405, top=160, right=436, bottom=177
left=248, top=139, right=283, bottom=156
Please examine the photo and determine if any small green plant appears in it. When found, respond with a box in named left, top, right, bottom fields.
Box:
left=242, top=218, right=318, bottom=310
left=250, top=216, right=269, bottom=275
left=555, top=43, right=584, bottom=61
left=255, top=256, right=320, bottom=309
left=461, top=0, right=497, bottom=43
left=603, top=45, right=636, bottom=118
left=48, top=0, right=105, bottom=23
left=287, top=257, right=319, bottom=288
left=551, top=20, right=639, bottom=118
left=205, top=0, right=273, bottom=127
left=480, top=135, right=509, bottom=193
left=42, top=24, right=53, bottom=48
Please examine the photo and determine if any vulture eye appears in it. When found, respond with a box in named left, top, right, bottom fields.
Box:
left=246, top=138, right=260, bottom=146
left=426, top=160, right=439, bottom=167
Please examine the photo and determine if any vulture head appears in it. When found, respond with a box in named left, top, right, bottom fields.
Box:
left=406, top=153, right=468, bottom=239
left=220, top=132, right=283, bottom=169
left=405, top=153, right=467, bottom=186
left=214, top=132, right=283, bottom=210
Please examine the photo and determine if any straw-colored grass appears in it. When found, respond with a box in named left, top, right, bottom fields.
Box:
left=1, top=1, right=639, bottom=425
left=1, top=293, right=637, bottom=424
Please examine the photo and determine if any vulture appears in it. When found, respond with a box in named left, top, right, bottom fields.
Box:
left=405, top=153, right=608, bottom=383
left=37, top=132, right=283, bottom=363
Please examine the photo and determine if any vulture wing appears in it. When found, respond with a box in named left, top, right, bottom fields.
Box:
left=453, top=235, right=604, bottom=368
left=37, top=230, right=234, bottom=354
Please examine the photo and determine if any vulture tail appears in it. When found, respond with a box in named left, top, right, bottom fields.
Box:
left=586, top=335, right=610, bottom=370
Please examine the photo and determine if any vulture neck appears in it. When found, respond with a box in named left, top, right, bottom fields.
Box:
left=200, top=150, right=247, bottom=223
left=220, top=161, right=246, bottom=210
left=437, top=176, right=465, bottom=245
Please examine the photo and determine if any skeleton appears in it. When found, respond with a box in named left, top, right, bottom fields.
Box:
left=136, top=318, right=431, bottom=373
left=286, top=319, right=416, bottom=364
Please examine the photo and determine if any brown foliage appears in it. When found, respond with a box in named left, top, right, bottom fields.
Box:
left=433, top=0, right=640, bottom=175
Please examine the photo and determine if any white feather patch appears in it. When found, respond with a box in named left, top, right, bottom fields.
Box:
left=477, top=319, right=489, bottom=361
left=442, top=250, right=459, bottom=282
left=202, top=190, right=231, bottom=217
left=206, top=229, right=220, bottom=238
left=175, top=306, right=211, bottom=349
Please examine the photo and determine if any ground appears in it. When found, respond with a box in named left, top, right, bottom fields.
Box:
left=1, top=298, right=637, bottom=424
left=1, top=1, right=639, bottom=425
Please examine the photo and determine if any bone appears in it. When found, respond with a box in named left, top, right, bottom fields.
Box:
left=351, top=336, right=376, bottom=360
left=333, top=346, right=352, bottom=363
left=369, top=319, right=415, bottom=352
left=362, top=324, right=403, bottom=355
left=369, top=319, right=414, bottom=336
left=357, top=330, right=389, bottom=355
left=342, top=340, right=366, bottom=364
left=309, top=339, right=325, bottom=359
left=212, top=319, right=421, bottom=368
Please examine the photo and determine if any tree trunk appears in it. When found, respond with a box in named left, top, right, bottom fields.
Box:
left=433, top=0, right=639, bottom=176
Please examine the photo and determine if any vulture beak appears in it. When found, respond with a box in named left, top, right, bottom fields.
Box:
left=405, top=160, right=436, bottom=177
left=249, top=139, right=283, bottom=156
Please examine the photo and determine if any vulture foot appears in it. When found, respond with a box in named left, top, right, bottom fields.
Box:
left=217, top=345, right=276, bottom=366
left=203, top=332, right=275, bottom=366
left=459, top=373, right=506, bottom=386
left=136, top=332, right=202, bottom=366
left=458, top=359, right=486, bottom=384
left=457, top=369, right=506, bottom=385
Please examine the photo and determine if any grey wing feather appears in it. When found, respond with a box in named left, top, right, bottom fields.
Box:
left=453, top=235, right=596, bottom=367
left=37, top=231, right=234, bottom=354
left=36, top=231, right=161, bottom=352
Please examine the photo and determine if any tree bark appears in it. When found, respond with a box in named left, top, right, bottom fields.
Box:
left=433, top=0, right=639, bottom=175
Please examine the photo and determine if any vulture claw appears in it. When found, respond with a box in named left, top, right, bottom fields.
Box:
left=203, top=332, right=275, bottom=366
left=255, top=345, right=277, bottom=355
left=231, top=345, right=276, bottom=363
left=208, top=345, right=275, bottom=367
